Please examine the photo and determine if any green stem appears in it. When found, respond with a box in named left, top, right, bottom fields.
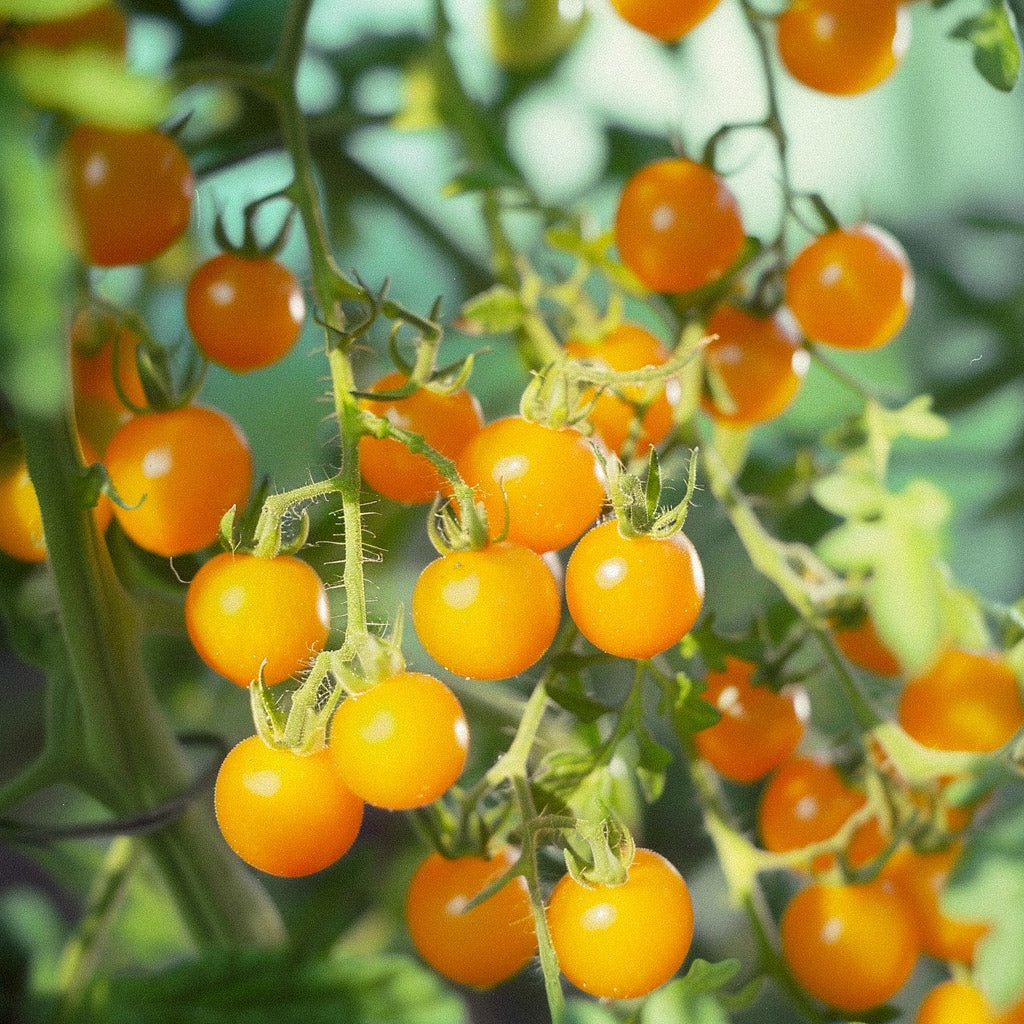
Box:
left=485, top=677, right=551, bottom=786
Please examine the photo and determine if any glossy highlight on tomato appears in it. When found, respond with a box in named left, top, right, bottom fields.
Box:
left=412, top=542, right=561, bottom=679
left=405, top=848, right=537, bottom=989
left=565, top=519, right=704, bottom=660
left=780, top=880, right=919, bottom=1013
left=186, top=253, right=306, bottom=372
left=329, top=672, right=469, bottom=809
left=786, top=224, right=914, bottom=350
left=65, top=125, right=194, bottom=267
left=609, top=0, right=720, bottom=42
left=105, top=405, right=252, bottom=557
left=898, top=647, right=1024, bottom=753
left=615, top=158, right=745, bottom=294
left=457, top=416, right=604, bottom=552
left=695, top=657, right=809, bottom=782
left=185, top=552, right=330, bottom=687
left=702, top=304, right=808, bottom=425
left=214, top=736, right=363, bottom=877
left=565, top=322, right=676, bottom=455
left=547, top=848, right=693, bottom=999
left=777, top=0, right=910, bottom=96
left=360, top=372, right=484, bottom=505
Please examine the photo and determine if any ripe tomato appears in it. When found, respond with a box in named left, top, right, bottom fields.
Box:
left=64, top=125, right=194, bottom=267
left=785, top=224, right=914, bottom=350
left=701, top=305, right=808, bottom=425
left=185, top=552, right=330, bottom=687
left=565, top=323, right=676, bottom=455
left=609, top=0, right=720, bottom=41
left=916, top=980, right=1000, bottom=1024
left=329, top=672, right=469, bottom=809
left=694, top=657, right=809, bottom=783
left=758, top=755, right=885, bottom=871
left=565, top=519, right=704, bottom=660
left=885, top=844, right=987, bottom=964
left=412, top=542, right=561, bottom=680
left=360, top=373, right=484, bottom=505
left=185, top=253, right=306, bottom=373
left=71, top=308, right=147, bottom=453
left=214, top=735, right=363, bottom=877
left=456, top=416, right=604, bottom=553
left=898, top=648, right=1024, bottom=753
left=547, top=848, right=694, bottom=1000
left=777, top=0, right=910, bottom=96
left=3, top=3, right=126, bottom=52
left=405, top=848, right=537, bottom=989
left=0, top=438, right=111, bottom=563
left=780, top=881, right=919, bottom=1013
left=615, top=158, right=745, bottom=294
left=104, top=405, right=252, bottom=557
left=832, top=612, right=900, bottom=676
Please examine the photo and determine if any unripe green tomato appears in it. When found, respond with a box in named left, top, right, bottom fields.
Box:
left=486, top=0, right=586, bottom=72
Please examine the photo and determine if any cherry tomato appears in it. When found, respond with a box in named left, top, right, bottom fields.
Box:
left=565, top=323, right=676, bottom=455
left=185, top=253, right=306, bottom=373
left=412, top=542, right=561, bottom=680
left=702, top=304, right=808, bottom=425
left=758, top=755, right=885, bottom=871
left=785, top=224, right=914, bottom=350
left=64, top=125, right=194, bottom=267
left=0, top=438, right=111, bottom=563
left=105, top=405, right=252, bottom=557
left=565, top=519, right=704, bottom=660
left=780, top=880, right=919, bottom=1013
left=185, top=552, right=330, bottom=687
left=359, top=373, right=484, bottom=505
left=609, top=0, right=720, bottom=41
left=3, top=3, right=126, bottom=52
left=886, top=843, right=987, bottom=964
left=694, top=657, right=809, bottom=783
left=405, top=848, right=537, bottom=989
left=898, top=647, right=1024, bottom=753
left=777, top=0, right=910, bottom=96
left=547, top=848, right=694, bottom=1000
left=456, top=416, right=604, bottom=553
left=917, top=980, right=1000, bottom=1024
left=832, top=612, right=900, bottom=676
left=329, top=672, right=469, bottom=809
left=214, top=736, right=363, bottom=877
left=615, top=158, right=745, bottom=294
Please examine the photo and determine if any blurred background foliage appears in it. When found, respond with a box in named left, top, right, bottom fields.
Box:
left=2, top=0, right=1024, bottom=1022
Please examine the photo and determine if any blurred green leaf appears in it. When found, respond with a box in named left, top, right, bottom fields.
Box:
left=564, top=1000, right=621, bottom=1024
left=670, top=672, right=720, bottom=740
left=950, top=1, right=1022, bottom=92
left=0, top=0, right=100, bottom=18
left=459, top=285, right=524, bottom=334
left=634, top=727, right=672, bottom=803
left=545, top=680, right=614, bottom=723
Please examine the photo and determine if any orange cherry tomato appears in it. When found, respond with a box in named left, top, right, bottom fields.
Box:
left=898, top=648, right=1024, bottom=753
left=64, top=125, right=194, bottom=267
left=609, top=0, right=720, bottom=41
left=185, top=253, right=306, bottom=373
left=780, top=880, right=920, bottom=1013
left=832, top=612, right=901, bottom=676
left=547, top=848, right=694, bottom=1000
left=565, top=323, right=676, bottom=455
left=785, top=224, right=914, bottom=350
left=565, top=519, right=704, bottom=660
left=615, top=158, right=745, bottom=294
left=412, top=542, right=561, bottom=680
left=329, top=671, right=469, bottom=809
left=4, top=3, right=126, bottom=52
left=702, top=304, right=808, bottom=426
left=359, top=372, right=484, bottom=505
left=917, top=980, right=1000, bottom=1024
left=405, top=848, right=537, bottom=989
left=104, top=405, right=252, bottom=557
left=694, top=657, right=809, bottom=783
left=777, top=0, right=910, bottom=96
left=214, top=736, right=363, bottom=878
left=185, top=552, right=330, bottom=687
left=456, top=416, right=605, bottom=553
left=886, top=844, right=988, bottom=964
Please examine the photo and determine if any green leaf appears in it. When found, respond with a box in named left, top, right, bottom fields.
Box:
left=545, top=681, right=614, bottom=723
left=950, top=1, right=1021, bottom=92
left=80, top=949, right=467, bottom=1024
left=459, top=284, right=525, bottom=334
left=442, top=164, right=526, bottom=198
left=564, top=1001, right=621, bottom=1024
left=634, top=727, right=672, bottom=803
left=0, top=0, right=102, bottom=18
left=641, top=962, right=745, bottom=1024
left=811, top=472, right=886, bottom=520
left=678, top=958, right=742, bottom=995
left=671, top=672, right=720, bottom=740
